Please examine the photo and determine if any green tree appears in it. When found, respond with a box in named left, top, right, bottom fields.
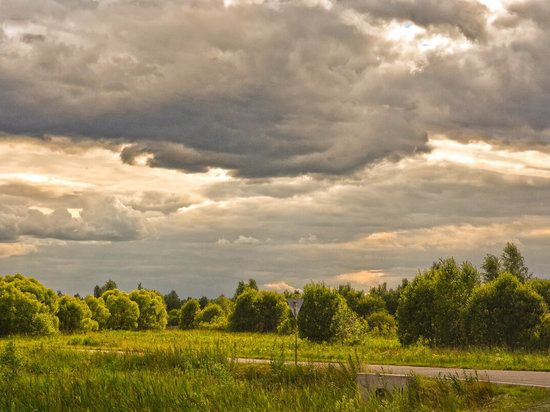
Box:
left=57, top=296, right=97, bottom=332
left=501, top=242, right=530, bottom=282
left=230, top=289, right=260, bottom=332
left=198, top=296, right=210, bottom=309
left=528, top=278, right=550, bottom=309
left=332, top=302, right=367, bottom=344
left=370, top=281, right=408, bottom=316
left=179, top=298, right=200, bottom=330
left=481, top=254, right=500, bottom=282
left=163, top=290, right=183, bottom=311
left=298, top=282, right=346, bottom=342
left=463, top=273, right=546, bottom=348
left=397, top=258, right=480, bottom=346
left=212, top=294, right=235, bottom=316
left=0, top=274, right=59, bottom=336
left=129, top=289, right=167, bottom=330
left=84, top=295, right=110, bottom=330
left=256, top=291, right=288, bottom=332
left=233, top=278, right=259, bottom=300
left=103, top=290, right=140, bottom=330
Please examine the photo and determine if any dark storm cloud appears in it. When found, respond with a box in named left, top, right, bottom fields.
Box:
left=0, top=0, right=549, bottom=178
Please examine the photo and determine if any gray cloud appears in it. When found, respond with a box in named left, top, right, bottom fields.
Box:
left=341, top=0, right=489, bottom=40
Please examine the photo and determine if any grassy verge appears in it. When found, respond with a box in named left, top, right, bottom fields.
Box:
left=4, top=329, right=550, bottom=371
left=0, top=341, right=548, bottom=411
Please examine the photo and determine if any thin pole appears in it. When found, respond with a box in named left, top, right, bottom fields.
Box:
left=294, top=318, right=298, bottom=366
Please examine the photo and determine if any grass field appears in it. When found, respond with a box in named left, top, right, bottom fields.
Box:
left=1, top=338, right=550, bottom=411
left=6, top=329, right=550, bottom=371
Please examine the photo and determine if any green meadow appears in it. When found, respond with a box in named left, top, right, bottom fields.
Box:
left=8, top=329, right=550, bottom=371
left=1, top=334, right=550, bottom=411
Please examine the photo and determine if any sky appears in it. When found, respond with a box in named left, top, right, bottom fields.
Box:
left=1, top=0, right=550, bottom=297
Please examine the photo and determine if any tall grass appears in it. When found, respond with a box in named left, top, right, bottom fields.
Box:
left=6, top=329, right=550, bottom=371
left=1, top=341, right=548, bottom=411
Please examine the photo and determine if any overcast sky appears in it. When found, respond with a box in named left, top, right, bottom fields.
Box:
left=1, top=0, right=550, bottom=297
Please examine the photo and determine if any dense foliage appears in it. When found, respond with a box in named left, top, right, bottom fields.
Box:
left=57, top=296, right=96, bottom=332
left=0, top=274, right=59, bottom=336
left=463, top=273, right=547, bottom=348
left=397, top=258, right=480, bottom=346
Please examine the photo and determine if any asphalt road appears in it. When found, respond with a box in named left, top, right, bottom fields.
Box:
left=233, top=358, right=550, bottom=388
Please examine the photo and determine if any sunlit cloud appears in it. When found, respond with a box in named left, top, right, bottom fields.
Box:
left=336, top=270, right=385, bottom=286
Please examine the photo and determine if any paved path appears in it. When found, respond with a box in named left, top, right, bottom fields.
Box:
left=233, top=358, right=550, bottom=388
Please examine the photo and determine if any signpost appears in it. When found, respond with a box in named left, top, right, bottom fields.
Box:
left=286, top=298, right=303, bottom=365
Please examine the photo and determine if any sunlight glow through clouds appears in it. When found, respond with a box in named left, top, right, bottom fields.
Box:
left=425, top=137, right=550, bottom=178
left=336, top=270, right=385, bottom=286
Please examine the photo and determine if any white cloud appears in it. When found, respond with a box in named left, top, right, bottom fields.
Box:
left=234, top=235, right=260, bottom=244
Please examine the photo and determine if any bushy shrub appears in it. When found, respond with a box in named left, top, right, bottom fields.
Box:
left=230, top=289, right=260, bottom=332
left=366, top=310, right=397, bottom=336
left=0, top=274, right=59, bottom=336
left=179, top=299, right=200, bottom=330
left=196, top=303, right=225, bottom=324
left=103, top=290, right=140, bottom=330
left=463, top=273, right=547, bottom=348
left=332, top=302, right=367, bottom=344
left=57, top=296, right=96, bottom=332
left=129, top=289, right=167, bottom=330
left=84, top=296, right=110, bottom=330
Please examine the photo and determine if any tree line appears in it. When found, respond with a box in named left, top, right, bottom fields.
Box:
left=1, top=243, right=549, bottom=350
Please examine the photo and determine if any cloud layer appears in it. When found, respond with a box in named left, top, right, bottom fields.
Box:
left=3, top=0, right=548, bottom=178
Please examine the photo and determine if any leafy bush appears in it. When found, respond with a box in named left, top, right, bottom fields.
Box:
left=0, top=274, right=59, bottom=336
left=537, top=314, right=550, bottom=349
left=84, top=296, right=111, bottom=330
left=179, top=298, right=200, bottom=330
left=463, top=273, right=547, bottom=348
left=57, top=296, right=96, bottom=332
left=366, top=310, right=397, bottom=336
left=298, top=282, right=347, bottom=342
left=103, top=290, right=140, bottom=330
left=332, top=302, right=367, bottom=344
left=196, top=303, right=225, bottom=324
left=129, top=289, right=168, bottom=330
left=230, top=289, right=260, bottom=332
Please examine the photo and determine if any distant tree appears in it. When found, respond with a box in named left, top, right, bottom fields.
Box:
left=481, top=254, right=500, bottom=282
left=501, top=242, right=531, bottom=282
left=129, top=289, right=167, bottom=330
left=94, top=280, right=117, bottom=298
left=233, top=279, right=259, bottom=300
left=84, top=296, right=110, bottom=330
left=103, top=290, right=140, bottom=330
left=397, top=258, right=480, bottom=346
left=0, top=274, right=59, bottom=336
left=370, top=280, right=409, bottom=316
left=198, top=296, right=209, bottom=309
left=57, top=296, right=97, bottom=332
left=179, top=298, right=200, bottom=330
left=463, top=273, right=546, bottom=348
left=57, top=290, right=64, bottom=297
left=255, top=291, right=288, bottom=332
left=211, top=295, right=234, bottom=316
left=163, top=290, right=183, bottom=311
left=298, top=282, right=346, bottom=342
